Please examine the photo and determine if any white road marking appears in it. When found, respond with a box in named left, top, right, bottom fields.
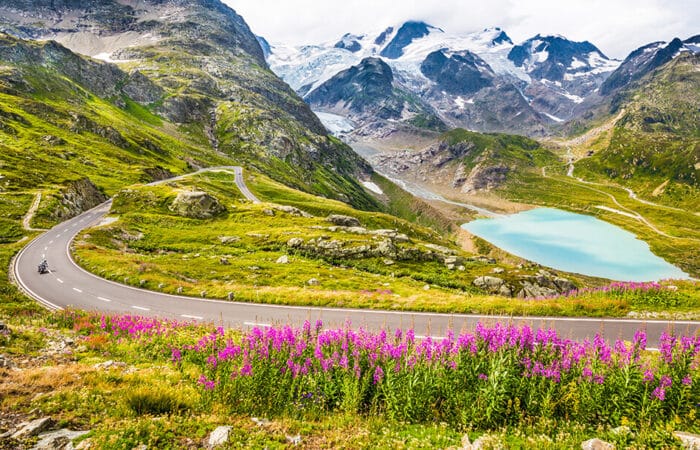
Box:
left=132, top=306, right=150, bottom=311
left=56, top=234, right=61, bottom=238
left=72, top=287, right=83, bottom=293
left=415, top=335, right=445, bottom=340
left=181, top=314, right=204, bottom=320
left=244, top=321, right=271, bottom=327
left=42, top=254, right=45, bottom=258
left=56, top=278, right=63, bottom=283
left=44, top=247, right=48, bottom=251
left=48, top=240, right=53, bottom=244
left=97, top=296, right=112, bottom=302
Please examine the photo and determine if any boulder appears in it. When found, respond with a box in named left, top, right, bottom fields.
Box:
left=370, top=229, right=410, bottom=242
left=219, top=257, right=230, bottom=265
left=11, top=417, right=54, bottom=439
left=219, top=236, right=240, bottom=244
left=554, top=277, right=576, bottom=293
left=327, top=214, right=361, bottom=227
left=208, top=426, right=232, bottom=448
left=516, top=281, right=558, bottom=299
left=581, top=438, right=615, bottom=450
left=376, top=239, right=397, bottom=258
left=0, top=354, right=14, bottom=369
left=307, top=278, right=319, bottom=286
left=473, top=276, right=506, bottom=291
left=262, top=209, right=275, bottom=216
left=93, top=360, right=127, bottom=370
left=273, top=205, right=313, bottom=218
left=276, top=255, right=289, bottom=264
left=170, top=191, right=225, bottom=219
left=674, top=431, right=700, bottom=450
left=33, top=429, right=90, bottom=450
left=287, top=237, right=305, bottom=248
left=423, top=243, right=456, bottom=255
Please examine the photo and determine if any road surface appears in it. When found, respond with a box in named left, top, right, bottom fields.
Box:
left=12, top=167, right=699, bottom=343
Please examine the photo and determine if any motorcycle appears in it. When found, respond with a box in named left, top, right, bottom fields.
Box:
left=38, top=260, right=49, bottom=274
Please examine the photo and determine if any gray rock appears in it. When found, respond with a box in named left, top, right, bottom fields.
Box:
left=498, top=285, right=513, bottom=297
left=327, top=214, right=361, bottom=227
left=491, top=267, right=505, bottom=274
left=473, top=276, right=506, bottom=290
left=273, top=205, right=313, bottom=218
left=287, top=237, right=305, bottom=248
left=285, top=434, right=302, bottom=446
left=276, top=255, right=289, bottom=264
left=581, top=438, right=615, bottom=450
left=611, top=426, right=631, bottom=436
left=227, top=292, right=234, bottom=301
left=675, top=431, right=700, bottom=450
left=307, top=278, right=319, bottom=286
left=251, top=417, right=271, bottom=427
left=176, top=286, right=184, bottom=294
left=262, top=208, right=275, bottom=216
left=246, top=233, right=269, bottom=239
left=218, top=236, right=240, bottom=244
left=376, top=239, right=397, bottom=258
left=200, top=291, right=207, bottom=298
left=208, top=426, right=232, bottom=448
left=423, top=243, right=456, bottom=255
left=517, top=281, right=558, bottom=299
left=93, top=360, right=127, bottom=370
left=53, top=178, right=108, bottom=222
left=219, top=257, right=230, bottom=265
left=33, top=429, right=89, bottom=450
left=170, top=191, right=225, bottom=219
left=383, top=259, right=395, bottom=265
left=12, top=417, right=54, bottom=439
left=0, top=354, right=14, bottom=369
left=370, top=229, right=410, bottom=242
left=554, top=277, right=576, bottom=293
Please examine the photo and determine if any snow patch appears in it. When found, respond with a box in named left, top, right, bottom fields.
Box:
left=361, top=181, right=384, bottom=195
left=561, top=92, right=584, bottom=103
left=313, top=110, right=355, bottom=135
left=454, top=96, right=474, bottom=109
left=542, top=112, right=564, bottom=123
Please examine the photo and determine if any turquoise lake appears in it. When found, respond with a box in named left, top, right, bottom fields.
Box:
left=462, top=208, right=689, bottom=281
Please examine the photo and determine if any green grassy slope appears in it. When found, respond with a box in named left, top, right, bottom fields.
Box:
left=576, top=53, right=700, bottom=209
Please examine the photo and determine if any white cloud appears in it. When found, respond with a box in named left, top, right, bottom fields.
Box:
left=225, top=0, right=699, bottom=58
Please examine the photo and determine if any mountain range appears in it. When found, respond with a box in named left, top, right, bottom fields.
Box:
left=0, top=0, right=389, bottom=218
left=267, top=22, right=699, bottom=138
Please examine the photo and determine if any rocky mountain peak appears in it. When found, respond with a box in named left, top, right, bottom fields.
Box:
left=379, top=21, right=442, bottom=59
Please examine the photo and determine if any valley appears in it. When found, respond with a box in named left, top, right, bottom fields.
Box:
left=0, top=0, right=698, bottom=448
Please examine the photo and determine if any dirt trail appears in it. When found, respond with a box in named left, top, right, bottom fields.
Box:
left=22, top=192, right=47, bottom=231
left=542, top=165, right=696, bottom=240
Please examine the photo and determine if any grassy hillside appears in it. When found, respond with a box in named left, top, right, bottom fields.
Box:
left=575, top=53, right=700, bottom=210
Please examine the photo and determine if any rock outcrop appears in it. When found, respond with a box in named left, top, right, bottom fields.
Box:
left=52, top=178, right=108, bottom=221
left=473, top=270, right=576, bottom=299
left=170, top=191, right=226, bottom=219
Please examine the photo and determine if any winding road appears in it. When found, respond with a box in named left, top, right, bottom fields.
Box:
left=12, top=167, right=700, bottom=343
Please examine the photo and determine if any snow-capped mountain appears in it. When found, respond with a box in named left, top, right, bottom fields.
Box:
left=601, top=36, right=700, bottom=95
left=266, top=22, right=620, bottom=136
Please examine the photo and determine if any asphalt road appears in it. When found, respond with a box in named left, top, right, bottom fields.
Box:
left=12, top=167, right=700, bottom=343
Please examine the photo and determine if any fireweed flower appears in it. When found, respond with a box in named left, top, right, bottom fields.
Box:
left=652, top=387, right=666, bottom=401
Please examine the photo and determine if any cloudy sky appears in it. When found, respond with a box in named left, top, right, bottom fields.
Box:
left=225, top=0, right=698, bottom=58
